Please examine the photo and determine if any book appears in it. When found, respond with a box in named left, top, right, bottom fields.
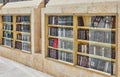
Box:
left=2, top=38, right=13, bottom=47
left=91, top=16, right=116, bottom=28
left=16, top=24, right=30, bottom=32
left=49, top=38, right=54, bottom=47
left=78, top=16, right=84, bottom=26
left=104, top=62, right=115, bottom=75
left=3, top=31, right=13, bottom=38
left=89, top=45, right=96, bottom=55
left=49, top=27, right=58, bottom=36
left=58, top=39, right=73, bottom=50
left=95, top=46, right=102, bottom=56
left=104, top=48, right=115, bottom=59
left=78, top=29, right=89, bottom=40
left=97, top=60, right=106, bottom=71
left=89, top=30, right=115, bottom=44
left=48, top=48, right=58, bottom=59
left=78, top=44, right=89, bottom=53
left=77, top=55, right=89, bottom=68
left=15, top=41, right=22, bottom=50
left=2, top=16, right=13, bottom=22
left=58, top=16, right=73, bottom=25
left=4, top=24, right=13, bottom=30
left=89, top=58, right=99, bottom=69
left=53, top=38, right=58, bottom=48
left=58, top=51, right=73, bottom=63
left=16, top=16, right=30, bottom=23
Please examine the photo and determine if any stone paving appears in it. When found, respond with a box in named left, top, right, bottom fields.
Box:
left=0, top=56, right=53, bottom=77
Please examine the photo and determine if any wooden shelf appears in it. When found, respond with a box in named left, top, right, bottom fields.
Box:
left=48, top=25, right=73, bottom=28
left=1, top=45, right=13, bottom=48
left=48, top=36, right=73, bottom=41
left=15, top=48, right=31, bottom=53
left=75, top=65, right=115, bottom=77
left=21, top=49, right=31, bottom=53
left=77, top=26, right=116, bottom=31
left=3, top=22, right=13, bottom=24
left=48, top=46, right=73, bottom=53
left=16, top=40, right=31, bottom=44
left=47, top=57, right=74, bottom=66
left=3, top=30, right=13, bottom=32
left=77, top=52, right=116, bottom=62
left=78, top=40, right=116, bottom=48
left=16, top=22, right=30, bottom=25
left=2, top=37, right=13, bottom=40
left=16, top=31, right=30, bottom=35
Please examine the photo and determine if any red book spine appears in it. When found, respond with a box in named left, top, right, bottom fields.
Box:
left=53, top=38, right=58, bottom=48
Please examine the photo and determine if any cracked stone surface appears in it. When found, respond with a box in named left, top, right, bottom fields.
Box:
left=0, top=56, right=53, bottom=77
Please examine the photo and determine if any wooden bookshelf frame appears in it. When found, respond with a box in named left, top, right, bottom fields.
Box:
left=45, top=14, right=118, bottom=77
left=0, top=15, right=32, bottom=53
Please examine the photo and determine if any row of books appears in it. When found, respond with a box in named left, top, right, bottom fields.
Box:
left=58, top=39, right=73, bottom=50
left=22, top=43, right=30, bottom=51
left=15, top=41, right=30, bottom=51
left=3, top=24, right=13, bottom=30
left=78, top=16, right=84, bottom=26
left=48, top=48, right=58, bottom=59
left=17, top=34, right=30, bottom=42
left=2, top=38, right=13, bottom=47
left=78, top=44, right=115, bottom=59
left=48, top=48, right=73, bottom=63
left=77, top=55, right=115, bottom=75
left=89, top=45, right=115, bottom=59
left=49, top=27, right=73, bottom=38
left=58, top=28, right=73, bottom=38
left=78, top=29, right=115, bottom=44
left=16, top=24, right=30, bottom=32
left=3, top=31, right=13, bottom=38
left=78, top=29, right=89, bottom=40
left=2, top=16, right=13, bottom=22
left=49, top=38, right=58, bottom=48
left=78, top=44, right=89, bottom=53
left=89, top=31, right=115, bottom=44
left=58, top=51, right=73, bottom=63
left=49, top=38, right=73, bottom=50
left=78, top=16, right=116, bottom=28
left=16, top=16, right=30, bottom=23
left=48, top=16, right=73, bottom=26
left=91, top=16, right=116, bottom=28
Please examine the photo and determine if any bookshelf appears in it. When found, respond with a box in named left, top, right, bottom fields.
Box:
left=45, top=15, right=117, bottom=76
left=46, top=15, right=74, bottom=63
left=15, top=16, right=31, bottom=52
left=1, top=15, right=31, bottom=53
left=2, top=16, right=13, bottom=48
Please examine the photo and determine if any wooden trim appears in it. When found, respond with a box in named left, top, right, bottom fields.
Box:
left=13, top=15, right=16, bottom=48
left=48, top=46, right=73, bottom=53
left=48, top=36, right=73, bottom=41
left=115, top=14, right=118, bottom=77
left=45, top=15, right=49, bottom=57
left=0, top=16, right=2, bottom=45
left=73, top=15, right=78, bottom=65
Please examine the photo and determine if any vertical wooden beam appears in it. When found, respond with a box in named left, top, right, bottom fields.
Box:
left=0, top=16, right=2, bottom=45
left=116, top=14, right=118, bottom=77
left=13, top=15, right=16, bottom=48
left=45, top=15, right=49, bottom=57
left=73, top=15, right=78, bottom=65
